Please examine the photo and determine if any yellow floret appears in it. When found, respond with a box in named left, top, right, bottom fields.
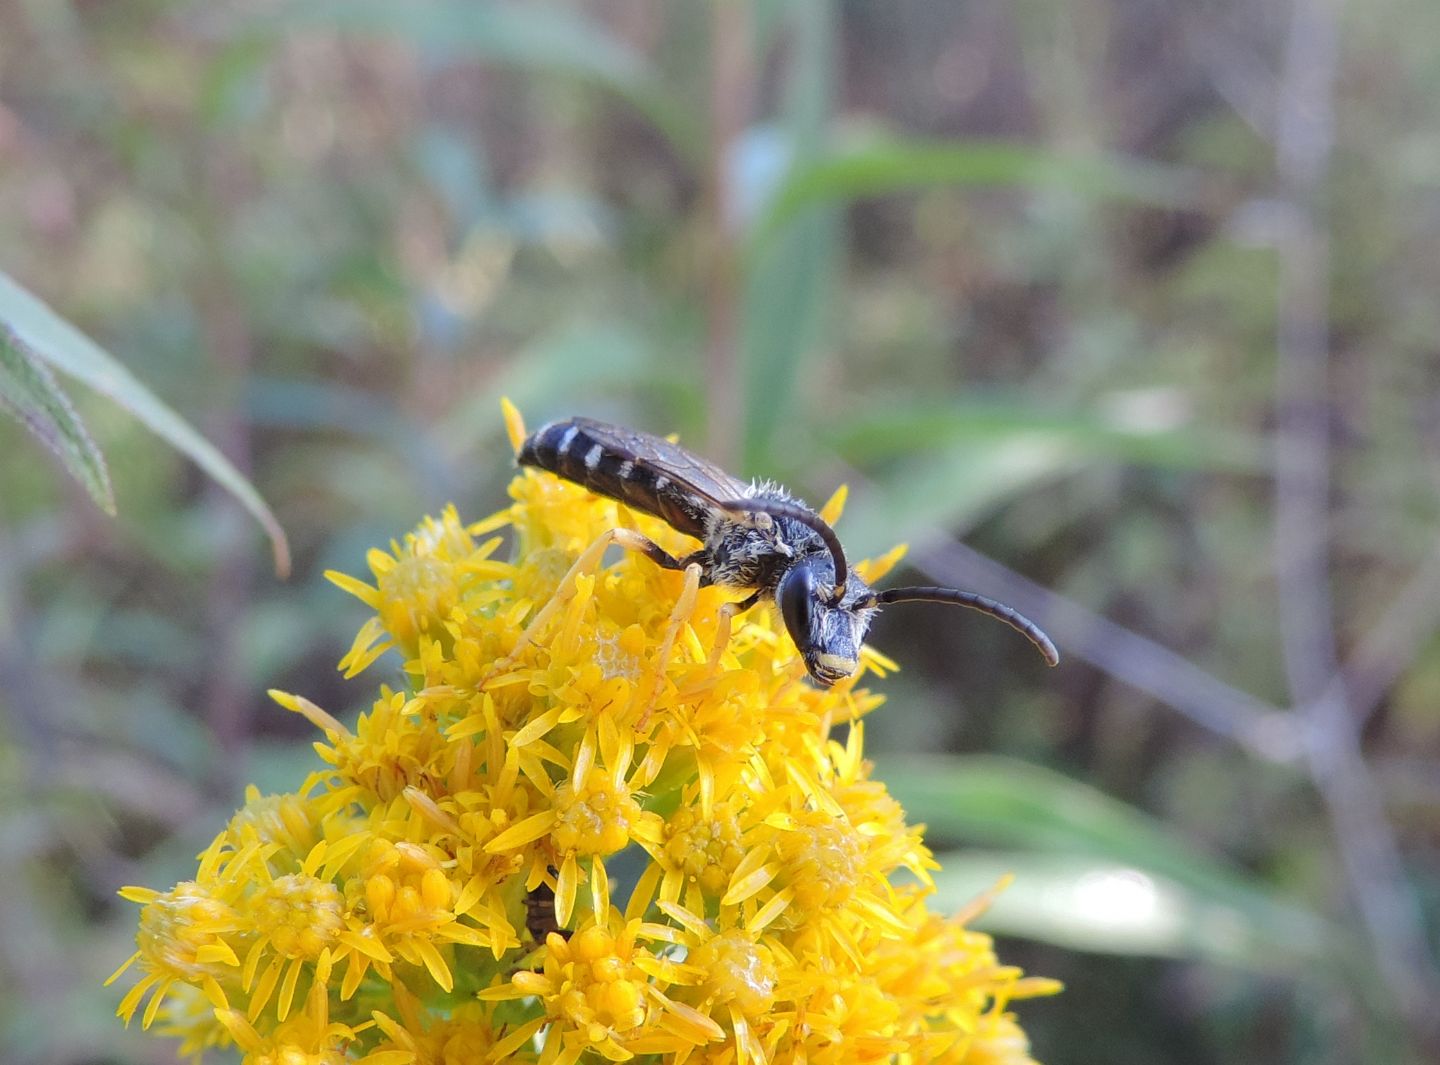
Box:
left=111, top=404, right=1056, bottom=1065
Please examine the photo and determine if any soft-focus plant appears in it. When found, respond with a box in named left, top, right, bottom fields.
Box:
left=110, top=404, right=1058, bottom=1064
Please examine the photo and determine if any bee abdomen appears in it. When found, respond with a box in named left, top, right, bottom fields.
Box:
left=518, top=419, right=687, bottom=530
left=523, top=883, right=569, bottom=943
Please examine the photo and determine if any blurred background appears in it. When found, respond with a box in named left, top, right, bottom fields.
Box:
left=2, top=0, right=1439, bottom=1062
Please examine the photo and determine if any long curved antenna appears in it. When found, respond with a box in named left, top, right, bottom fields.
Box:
left=720, top=498, right=849, bottom=600
left=867, top=586, right=1060, bottom=666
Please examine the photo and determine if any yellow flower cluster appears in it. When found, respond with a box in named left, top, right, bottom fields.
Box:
left=111, top=404, right=1059, bottom=1065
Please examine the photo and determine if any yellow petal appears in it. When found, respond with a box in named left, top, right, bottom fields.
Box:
left=818, top=484, right=848, bottom=526
left=501, top=396, right=527, bottom=452
left=722, top=862, right=779, bottom=907
left=276, top=956, right=303, bottom=1021
left=650, top=986, right=725, bottom=1042
left=325, top=569, right=381, bottom=607
left=411, top=936, right=455, bottom=992
left=654, top=902, right=709, bottom=939
left=492, top=1017, right=547, bottom=1058
left=732, top=1005, right=766, bottom=1065
left=555, top=853, right=579, bottom=927
left=854, top=541, right=907, bottom=584
left=591, top=857, right=610, bottom=918
left=484, top=810, right=558, bottom=852
left=746, top=887, right=793, bottom=934
left=510, top=705, right=565, bottom=748
left=626, top=862, right=662, bottom=922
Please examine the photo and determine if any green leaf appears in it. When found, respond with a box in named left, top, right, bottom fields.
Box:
left=753, top=136, right=1208, bottom=245
left=877, top=754, right=1330, bottom=965
left=828, top=399, right=1263, bottom=556
left=0, top=323, right=115, bottom=515
left=928, top=850, right=1323, bottom=970
left=444, top=318, right=656, bottom=456
left=837, top=438, right=1076, bottom=557
left=828, top=400, right=1262, bottom=468
left=0, top=271, right=291, bottom=576
left=742, top=206, right=839, bottom=470
left=740, top=0, right=840, bottom=470
left=240, top=0, right=698, bottom=160
left=271, top=0, right=643, bottom=78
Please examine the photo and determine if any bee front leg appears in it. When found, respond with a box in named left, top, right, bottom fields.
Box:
left=706, top=589, right=763, bottom=674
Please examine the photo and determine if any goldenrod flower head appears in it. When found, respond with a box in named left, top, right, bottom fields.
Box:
left=111, top=402, right=1057, bottom=1064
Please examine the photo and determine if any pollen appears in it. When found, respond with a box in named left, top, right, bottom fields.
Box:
left=690, top=929, right=778, bottom=1016
left=593, top=623, right=646, bottom=682
left=776, top=810, right=865, bottom=913
left=664, top=804, right=744, bottom=899
left=552, top=765, right=641, bottom=856
left=377, top=555, right=459, bottom=652
left=249, top=875, right=344, bottom=960
left=547, top=925, right=648, bottom=1035
left=351, top=839, right=455, bottom=929
left=225, top=793, right=319, bottom=869
left=135, top=883, right=242, bottom=981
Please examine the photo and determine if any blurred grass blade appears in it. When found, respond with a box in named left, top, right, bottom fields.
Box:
left=830, top=398, right=1263, bottom=556
left=742, top=206, right=838, bottom=470
left=249, top=0, right=697, bottom=160
left=269, top=0, right=644, bottom=79
left=445, top=318, right=655, bottom=455
left=0, top=271, right=291, bottom=577
left=0, top=323, right=114, bottom=515
left=877, top=754, right=1329, bottom=962
left=828, top=399, right=1262, bottom=468
left=740, top=0, right=839, bottom=470
left=838, top=439, right=1077, bottom=557
left=929, top=850, right=1327, bottom=970
left=754, top=137, right=1206, bottom=244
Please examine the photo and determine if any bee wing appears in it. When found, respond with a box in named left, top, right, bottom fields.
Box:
left=570, top=418, right=752, bottom=508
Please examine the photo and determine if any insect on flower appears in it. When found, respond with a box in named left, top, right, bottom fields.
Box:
left=523, top=882, right=568, bottom=943
left=515, top=416, right=1059, bottom=686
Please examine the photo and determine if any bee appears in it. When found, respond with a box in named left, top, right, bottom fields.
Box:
left=523, top=882, right=568, bottom=943
left=517, top=416, right=1058, bottom=685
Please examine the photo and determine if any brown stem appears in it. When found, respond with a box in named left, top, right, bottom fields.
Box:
left=1271, top=0, right=1440, bottom=1035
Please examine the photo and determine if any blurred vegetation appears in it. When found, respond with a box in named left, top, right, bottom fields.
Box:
left=2, top=1, right=1440, bottom=1063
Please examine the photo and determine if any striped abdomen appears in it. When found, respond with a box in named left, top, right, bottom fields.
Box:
left=524, top=884, right=569, bottom=943
left=516, top=418, right=715, bottom=540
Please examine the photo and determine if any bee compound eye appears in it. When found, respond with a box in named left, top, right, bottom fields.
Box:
left=779, top=565, right=816, bottom=645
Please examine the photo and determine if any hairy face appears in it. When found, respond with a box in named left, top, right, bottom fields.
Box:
left=776, top=564, right=877, bottom=685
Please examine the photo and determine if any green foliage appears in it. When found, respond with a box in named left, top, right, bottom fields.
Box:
left=881, top=754, right=1330, bottom=968
left=2, top=1, right=1437, bottom=1063
left=0, top=271, right=290, bottom=572
left=0, top=321, right=114, bottom=514
left=755, top=138, right=1206, bottom=241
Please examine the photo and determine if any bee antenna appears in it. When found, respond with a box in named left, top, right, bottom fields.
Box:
left=869, top=586, right=1060, bottom=667
left=722, top=498, right=850, bottom=600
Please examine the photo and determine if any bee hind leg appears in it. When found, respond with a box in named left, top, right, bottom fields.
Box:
left=615, top=528, right=692, bottom=571
left=636, top=561, right=704, bottom=731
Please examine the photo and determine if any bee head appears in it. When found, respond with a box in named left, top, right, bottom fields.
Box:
left=777, top=562, right=877, bottom=686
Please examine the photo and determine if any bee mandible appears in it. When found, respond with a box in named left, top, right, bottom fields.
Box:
left=516, top=416, right=1058, bottom=685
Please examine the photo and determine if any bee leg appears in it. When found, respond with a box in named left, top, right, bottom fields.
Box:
left=616, top=529, right=690, bottom=571
left=706, top=589, right=763, bottom=674
left=636, top=561, right=703, bottom=731
left=482, top=528, right=675, bottom=686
